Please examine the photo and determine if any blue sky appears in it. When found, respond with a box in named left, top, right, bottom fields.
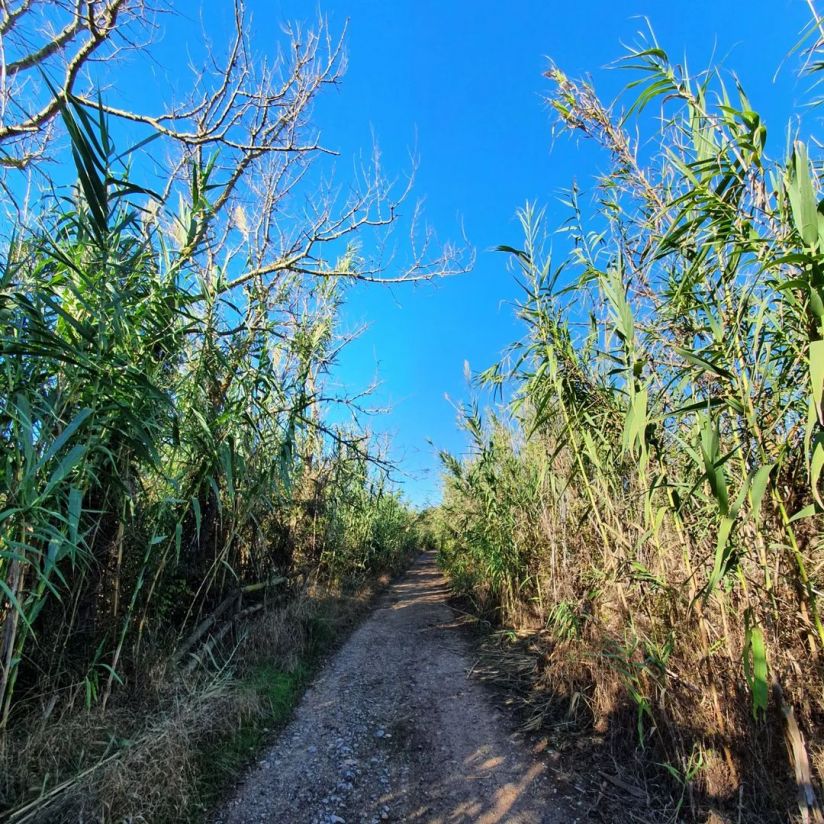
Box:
left=124, top=1, right=814, bottom=506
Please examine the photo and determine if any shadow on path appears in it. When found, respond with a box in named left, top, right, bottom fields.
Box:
left=215, top=553, right=571, bottom=824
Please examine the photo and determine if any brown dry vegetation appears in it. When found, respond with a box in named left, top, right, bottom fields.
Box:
left=0, top=570, right=406, bottom=822
left=434, top=22, right=824, bottom=824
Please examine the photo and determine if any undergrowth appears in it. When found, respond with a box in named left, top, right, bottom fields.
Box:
left=435, top=22, right=824, bottom=824
left=0, top=6, right=434, bottom=821
left=1, top=565, right=404, bottom=823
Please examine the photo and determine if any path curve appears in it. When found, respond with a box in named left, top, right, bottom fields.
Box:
left=215, top=553, right=566, bottom=824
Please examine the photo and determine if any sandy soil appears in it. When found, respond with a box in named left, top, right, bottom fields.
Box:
left=214, top=553, right=570, bottom=824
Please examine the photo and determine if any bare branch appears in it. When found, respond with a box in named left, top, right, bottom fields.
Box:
left=0, top=0, right=159, bottom=168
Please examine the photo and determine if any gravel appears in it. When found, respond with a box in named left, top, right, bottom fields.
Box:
left=213, top=553, right=567, bottom=823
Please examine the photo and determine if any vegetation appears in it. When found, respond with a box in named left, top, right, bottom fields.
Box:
left=5, top=2, right=824, bottom=822
left=436, top=24, right=824, bottom=823
left=0, top=3, right=441, bottom=820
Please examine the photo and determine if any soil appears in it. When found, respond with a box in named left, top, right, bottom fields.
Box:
left=213, top=552, right=574, bottom=823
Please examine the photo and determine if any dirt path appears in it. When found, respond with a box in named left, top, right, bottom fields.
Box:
left=215, top=553, right=568, bottom=824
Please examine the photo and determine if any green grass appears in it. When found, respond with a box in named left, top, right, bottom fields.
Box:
left=187, top=585, right=386, bottom=821
left=191, top=662, right=312, bottom=819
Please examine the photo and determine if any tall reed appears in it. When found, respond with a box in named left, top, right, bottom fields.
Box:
left=0, top=90, right=418, bottom=729
left=437, top=31, right=824, bottom=820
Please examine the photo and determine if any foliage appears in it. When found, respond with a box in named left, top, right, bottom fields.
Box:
left=437, top=29, right=824, bottom=821
left=0, top=13, right=427, bottom=819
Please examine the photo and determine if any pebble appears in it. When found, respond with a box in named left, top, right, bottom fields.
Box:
left=213, top=557, right=563, bottom=824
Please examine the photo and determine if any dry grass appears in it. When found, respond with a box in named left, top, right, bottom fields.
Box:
left=0, top=565, right=400, bottom=824
left=466, top=625, right=788, bottom=823
left=1, top=673, right=245, bottom=822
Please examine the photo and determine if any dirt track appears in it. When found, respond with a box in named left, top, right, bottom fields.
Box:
left=215, top=553, right=568, bottom=823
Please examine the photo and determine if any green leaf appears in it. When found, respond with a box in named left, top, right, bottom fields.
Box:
left=743, top=619, right=769, bottom=720
left=787, top=141, right=819, bottom=248
left=818, top=199, right=824, bottom=250
left=706, top=515, right=735, bottom=596
left=623, top=388, right=648, bottom=457
left=700, top=413, right=729, bottom=515
left=38, top=444, right=87, bottom=501
left=34, top=409, right=93, bottom=474
left=191, top=497, right=202, bottom=547
left=675, top=347, right=735, bottom=380
left=812, top=431, right=824, bottom=510
left=811, top=339, right=824, bottom=426
left=749, top=464, right=774, bottom=524
left=67, top=486, right=83, bottom=549
left=789, top=504, right=818, bottom=523
left=494, top=244, right=531, bottom=262
left=0, top=579, right=32, bottom=632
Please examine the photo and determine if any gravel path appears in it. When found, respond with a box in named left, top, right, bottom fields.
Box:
left=214, top=552, right=566, bottom=824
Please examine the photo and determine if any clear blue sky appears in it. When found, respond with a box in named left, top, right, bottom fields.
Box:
left=127, top=1, right=815, bottom=506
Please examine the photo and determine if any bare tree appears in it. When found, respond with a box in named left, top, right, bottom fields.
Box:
left=0, top=0, right=160, bottom=169
left=0, top=0, right=471, bottom=285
